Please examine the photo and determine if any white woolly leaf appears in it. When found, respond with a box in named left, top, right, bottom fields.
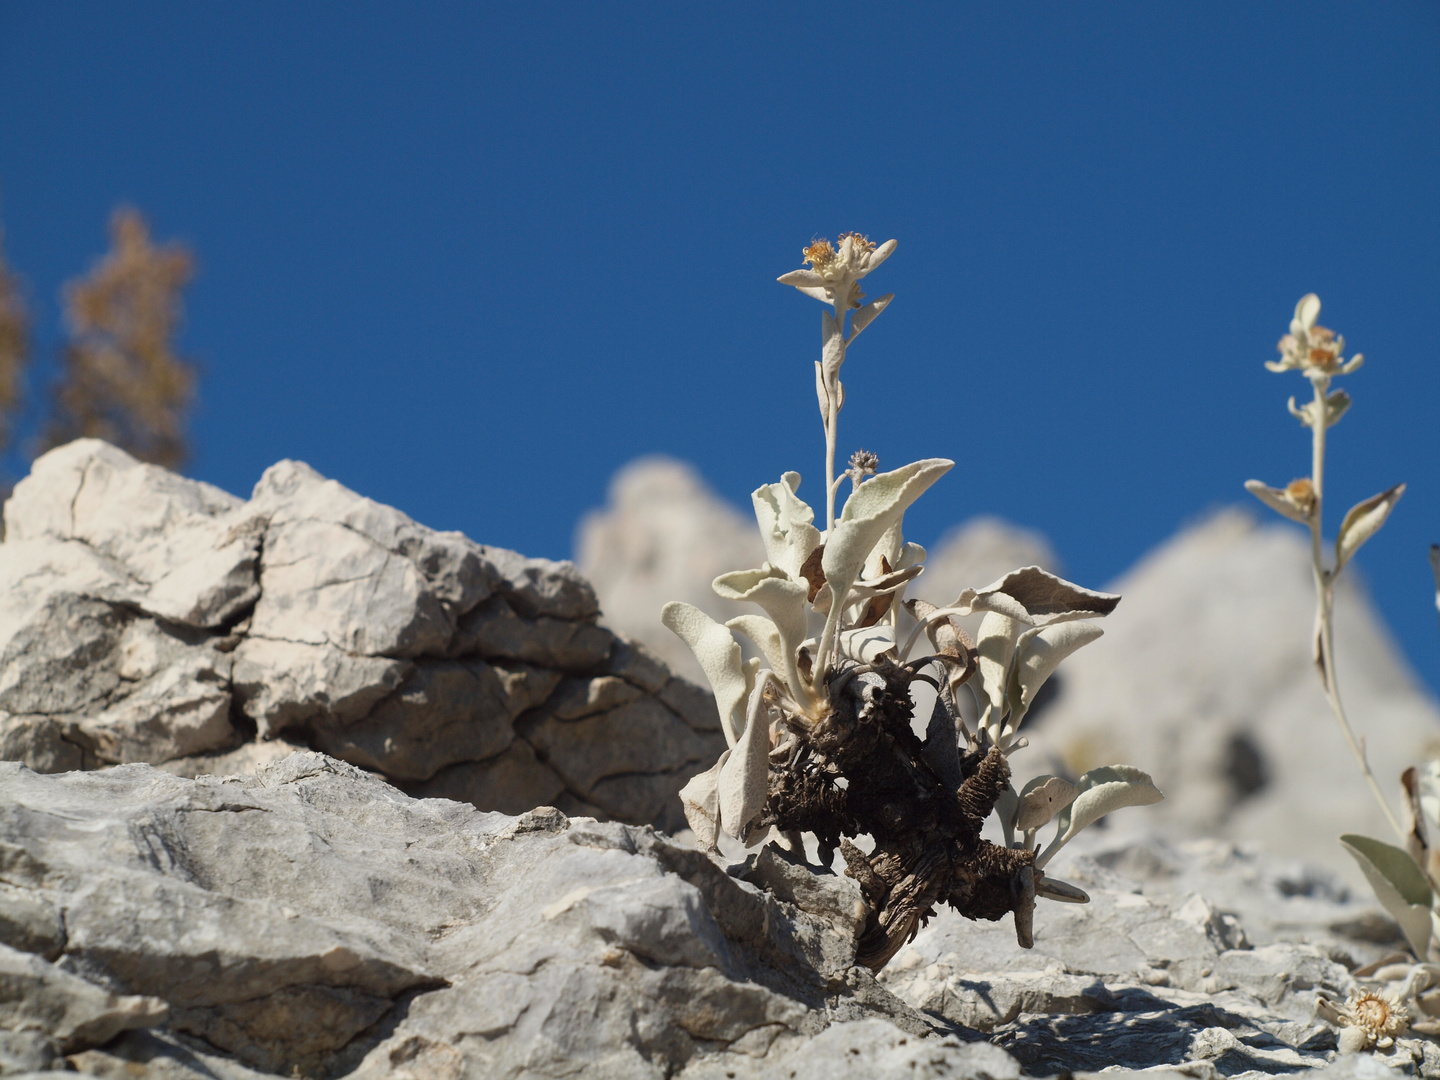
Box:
left=837, top=624, right=897, bottom=663
left=661, top=602, right=751, bottom=748
left=972, top=610, right=1021, bottom=727
left=849, top=293, right=893, bottom=341
left=713, top=566, right=811, bottom=705
left=1335, top=483, right=1405, bottom=573
left=719, top=684, right=771, bottom=844
left=868, top=238, right=898, bottom=271
left=970, top=566, right=1119, bottom=624
left=1244, top=479, right=1312, bottom=524
left=726, top=615, right=786, bottom=685
left=678, top=753, right=727, bottom=850
left=1340, top=834, right=1433, bottom=959
left=1295, top=292, right=1320, bottom=331
left=822, top=459, right=952, bottom=618
left=777, top=269, right=824, bottom=288
left=753, top=474, right=822, bottom=582
left=1015, top=775, right=1079, bottom=833
left=1037, top=765, right=1163, bottom=868
left=1006, top=622, right=1104, bottom=730
left=1325, top=388, right=1351, bottom=428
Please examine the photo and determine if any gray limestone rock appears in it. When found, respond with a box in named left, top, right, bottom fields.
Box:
left=6, top=755, right=1440, bottom=1078
left=0, top=754, right=958, bottom=1080
left=0, top=440, right=723, bottom=829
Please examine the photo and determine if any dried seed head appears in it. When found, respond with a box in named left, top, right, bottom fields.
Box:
left=1278, top=324, right=1346, bottom=373
left=837, top=232, right=876, bottom=253
left=1341, top=990, right=1409, bottom=1049
left=781, top=233, right=896, bottom=311
left=1284, top=477, right=1316, bottom=517
left=804, top=239, right=837, bottom=270
left=849, top=449, right=879, bottom=475
left=1266, top=295, right=1360, bottom=378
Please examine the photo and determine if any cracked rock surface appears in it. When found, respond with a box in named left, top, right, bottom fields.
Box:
left=2, top=752, right=1437, bottom=1079
left=0, top=439, right=724, bottom=829
left=0, top=753, right=964, bottom=1079
left=876, top=834, right=1440, bottom=1078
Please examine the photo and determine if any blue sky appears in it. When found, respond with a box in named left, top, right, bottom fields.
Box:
left=1, top=4, right=1438, bottom=691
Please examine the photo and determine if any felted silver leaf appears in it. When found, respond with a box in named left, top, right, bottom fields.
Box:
left=971, top=566, right=1120, bottom=624
left=817, top=458, right=952, bottom=681
left=719, top=683, right=772, bottom=844
left=1335, top=483, right=1405, bottom=572
left=713, top=565, right=812, bottom=706
left=1244, top=479, right=1313, bottom=524
left=837, top=624, right=897, bottom=663
left=1015, top=775, right=1079, bottom=833
left=1340, top=834, right=1434, bottom=959
left=1037, top=765, right=1163, bottom=868
left=753, top=473, right=822, bottom=582
left=678, top=752, right=727, bottom=850
left=849, top=293, right=893, bottom=341
left=661, top=602, right=755, bottom=748
left=1006, top=621, right=1105, bottom=732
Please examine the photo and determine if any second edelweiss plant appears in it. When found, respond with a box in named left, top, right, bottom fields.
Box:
left=663, top=233, right=1163, bottom=970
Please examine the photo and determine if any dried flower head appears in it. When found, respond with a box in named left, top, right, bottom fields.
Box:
left=779, top=233, right=897, bottom=312
left=1338, top=989, right=1409, bottom=1052
left=1267, top=294, right=1363, bottom=379
left=1284, top=477, right=1316, bottom=518
left=1242, top=476, right=1320, bottom=524
left=849, top=449, right=879, bottom=475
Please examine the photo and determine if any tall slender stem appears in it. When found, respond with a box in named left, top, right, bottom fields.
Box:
left=824, top=392, right=838, bottom=533
left=1307, top=375, right=1406, bottom=843
left=823, top=303, right=845, bottom=534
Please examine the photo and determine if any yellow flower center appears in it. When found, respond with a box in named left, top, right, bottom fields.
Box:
left=803, top=240, right=837, bottom=271
left=838, top=232, right=876, bottom=253
left=1348, top=991, right=1406, bottom=1037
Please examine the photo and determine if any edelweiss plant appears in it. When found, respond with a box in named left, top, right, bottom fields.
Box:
left=1243, top=296, right=1440, bottom=967
left=664, top=234, right=1163, bottom=970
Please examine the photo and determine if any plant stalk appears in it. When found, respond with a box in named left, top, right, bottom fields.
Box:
left=1307, top=374, right=1407, bottom=844
left=823, top=303, right=845, bottom=535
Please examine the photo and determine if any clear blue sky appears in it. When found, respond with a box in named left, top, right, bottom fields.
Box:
left=2, top=4, right=1438, bottom=691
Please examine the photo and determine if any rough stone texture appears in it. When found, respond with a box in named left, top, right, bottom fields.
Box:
left=876, top=828, right=1440, bottom=1078
left=0, top=440, right=724, bottom=831
left=0, top=755, right=954, bottom=1079
left=4, top=755, right=1440, bottom=1079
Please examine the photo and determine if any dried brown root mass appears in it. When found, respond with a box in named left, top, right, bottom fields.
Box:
left=760, top=659, right=1035, bottom=971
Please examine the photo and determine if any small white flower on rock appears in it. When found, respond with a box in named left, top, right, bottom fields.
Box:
left=1337, top=989, right=1409, bottom=1052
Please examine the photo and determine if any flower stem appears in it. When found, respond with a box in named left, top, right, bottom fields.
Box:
left=1307, top=375, right=1407, bottom=844
left=825, top=392, right=838, bottom=534
left=824, top=304, right=844, bottom=534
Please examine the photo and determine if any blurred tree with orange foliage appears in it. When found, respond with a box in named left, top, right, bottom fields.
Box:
left=43, top=208, right=196, bottom=468
left=0, top=223, right=28, bottom=459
